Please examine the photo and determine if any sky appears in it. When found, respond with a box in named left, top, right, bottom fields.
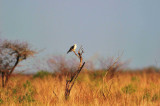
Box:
left=0, top=0, right=160, bottom=69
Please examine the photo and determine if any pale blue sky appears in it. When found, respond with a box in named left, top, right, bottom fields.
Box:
left=0, top=0, right=160, bottom=69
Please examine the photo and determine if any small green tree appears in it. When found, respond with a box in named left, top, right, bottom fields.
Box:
left=0, top=39, right=36, bottom=87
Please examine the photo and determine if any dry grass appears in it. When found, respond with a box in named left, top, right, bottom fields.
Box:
left=0, top=69, right=160, bottom=106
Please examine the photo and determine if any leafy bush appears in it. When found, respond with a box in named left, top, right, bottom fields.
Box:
left=143, top=90, right=151, bottom=101
left=0, top=98, right=3, bottom=104
left=89, top=71, right=105, bottom=80
left=33, top=71, right=50, bottom=79
left=131, top=76, right=140, bottom=82
left=18, top=80, right=35, bottom=103
left=12, top=88, right=17, bottom=94
left=122, top=84, right=136, bottom=94
left=151, top=94, right=159, bottom=101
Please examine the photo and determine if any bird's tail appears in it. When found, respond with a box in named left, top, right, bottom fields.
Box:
left=67, top=51, right=70, bottom=54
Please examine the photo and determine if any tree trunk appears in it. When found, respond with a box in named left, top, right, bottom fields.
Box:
left=2, top=72, right=5, bottom=87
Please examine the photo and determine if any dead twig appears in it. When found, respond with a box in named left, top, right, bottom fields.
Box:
left=53, top=91, right=59, bottom=99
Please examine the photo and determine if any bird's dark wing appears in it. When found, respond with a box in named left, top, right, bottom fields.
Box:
left=67, top=45, right=74, bottom=54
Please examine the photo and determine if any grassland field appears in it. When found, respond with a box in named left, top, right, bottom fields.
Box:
left=0, top=68, right=160, bottom=106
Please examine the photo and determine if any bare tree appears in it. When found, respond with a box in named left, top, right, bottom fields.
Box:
left=65, top=46, right=85, bottom=100
left=100, top=53, right=126, bottom=99
left=0, top=40, right=36, bottom=87
left=47, top=55, right=78, bottom=74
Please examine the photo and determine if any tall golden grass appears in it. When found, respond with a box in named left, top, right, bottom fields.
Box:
left=0, top=69, right=160, bottom=105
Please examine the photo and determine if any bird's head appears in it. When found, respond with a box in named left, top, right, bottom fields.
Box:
left=74, top=44, right=77, bottom=49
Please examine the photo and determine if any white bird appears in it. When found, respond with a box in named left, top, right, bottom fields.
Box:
left=67, top=44, right=77, bottom=54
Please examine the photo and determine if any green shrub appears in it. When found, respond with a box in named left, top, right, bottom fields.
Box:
left=23, top=80, right=31, bottom=89
left=12, top=88, right=17, bottom=94
left=122, top=84, right=136, bottom=94
left=152, top=94, right=159, bottom=101
left=0, top=98, right=3, bottom=104
left=18, top=93, right=34, bottom=103
left=131, top=76, right=140, bottom=82
left=143, top=91, right=151, bottom=101
left=89, top=71, right=105, bottom=80
left=33, top=71, right=50, bottom=79
left=18, top=80, right=35, bottom=103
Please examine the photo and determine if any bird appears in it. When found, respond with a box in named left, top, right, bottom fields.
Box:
left=67, top=44, right=77, bottom=54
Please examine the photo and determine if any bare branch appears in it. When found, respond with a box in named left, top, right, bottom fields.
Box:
left=65, top=46, right=85, bottom=100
